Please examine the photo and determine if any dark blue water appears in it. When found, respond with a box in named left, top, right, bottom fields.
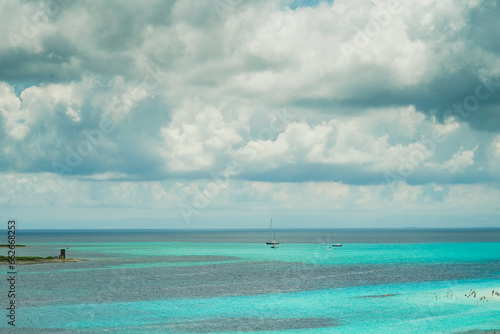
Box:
left=15, top=228, right=500, bottom=244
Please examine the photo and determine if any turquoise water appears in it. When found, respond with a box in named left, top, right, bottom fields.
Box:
left=1, top=229, right=499, bottom=333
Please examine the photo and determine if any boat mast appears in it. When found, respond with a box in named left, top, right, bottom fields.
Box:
left=270, top=218, right=273, bottom=240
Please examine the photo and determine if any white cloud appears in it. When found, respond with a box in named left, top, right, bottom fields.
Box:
left=0, top=0, right=500, bottom=227
left=4, top=172, right=500, bottom=228
left=235, top=107, right=436, bottom=172
left=161, top=101, right=244, bottom=172
left=426, top=145, right=477, bottom=173
left=489, top=135, right=500, bottom=168
left=0, top=83, right=29, bottom=140
left=19, top=80, right=87, bottom=124
left=102, top=76, right=149, bottom=122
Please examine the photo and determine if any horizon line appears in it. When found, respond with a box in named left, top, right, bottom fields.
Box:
left=17, top=226, right=500, bottom=230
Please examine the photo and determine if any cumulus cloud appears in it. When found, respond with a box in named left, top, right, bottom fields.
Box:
left=1, top=0, right=499, bottom=227
left=161, top=101, right=244, bottom=172
left=1, top=0, right=499, bottom=181
left=0, top=83, right=29, bottom=140
left=426, top=145, right=478, bottom=173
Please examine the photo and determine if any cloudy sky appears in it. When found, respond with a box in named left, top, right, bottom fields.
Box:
left=1, top=0, right=500, bottom=229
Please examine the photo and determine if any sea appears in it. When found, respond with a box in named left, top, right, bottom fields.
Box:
left=1, top=228, right=499, bottom=333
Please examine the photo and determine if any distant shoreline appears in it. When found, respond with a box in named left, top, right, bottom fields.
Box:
left=14, top=227, right=500, bottom=230
left=0, top=256, right=87, bottom=265
left=14, top=258, right=87, bottom=265
left=0, top=244, right=28, bottom=247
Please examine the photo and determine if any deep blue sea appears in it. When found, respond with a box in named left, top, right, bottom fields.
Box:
left=1, top=229, right=499, bottom=333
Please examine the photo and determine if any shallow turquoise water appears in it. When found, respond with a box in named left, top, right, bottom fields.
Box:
left=25, top=241, right=500, bottom=264
left=1, top=230, right=499, bottom=333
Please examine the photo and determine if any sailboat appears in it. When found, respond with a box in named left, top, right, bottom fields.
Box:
left=265, top=218, right=280, bottom=245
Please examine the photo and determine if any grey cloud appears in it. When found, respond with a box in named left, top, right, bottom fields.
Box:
left=465, top=3, right=500, bottom=54
left=0, top=48, right=81, bottom=84
left=82, top=0, right=177, bottom=51
left=239, top=162, right=500, bottom=186
left=1, top=0, right=499, bottom=188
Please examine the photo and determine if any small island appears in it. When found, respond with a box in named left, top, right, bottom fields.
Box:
left=0, top=244, right=28, bottom=247
left=1, top=248, right=86, bottom=265
left=0, top=255, right=87, bottom=265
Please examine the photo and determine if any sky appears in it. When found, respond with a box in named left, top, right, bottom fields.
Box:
left=1, top=0, right=500, bottom=229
